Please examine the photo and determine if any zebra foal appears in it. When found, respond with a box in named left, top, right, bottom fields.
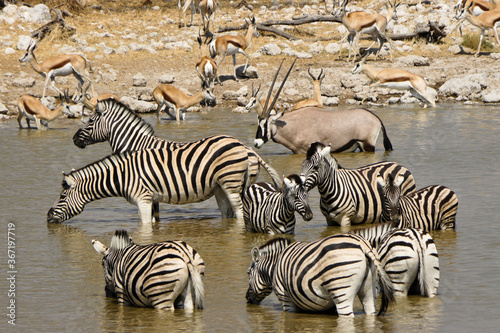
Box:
left=92, top=230, right=204, bottom=310
left=243, top=174, right=313, bottom=235
left=379, top=173, right=459, bottom=231
left=47, top=135, right=258, bottom=224
left=246, top=234, right=396, bottom=317
left=352, top=223, right=440, bottom=297
left=301, top=142, right=415, bottom=226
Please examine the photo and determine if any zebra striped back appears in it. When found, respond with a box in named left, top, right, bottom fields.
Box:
left=380, top=173, right=459, bottom=230
left=48, top=136, right=258, bottom=223
left=247, top=234, right=395, bottom=317
left=301, top=142, right=415, bottom=226
left=243, top=174, right=313, bottom=234
left=351, top=223, right=440, bottom=297
left=93, top=230, right=205, bottom=310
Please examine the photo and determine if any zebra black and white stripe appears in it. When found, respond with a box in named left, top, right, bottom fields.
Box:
left=378, top=173, right=459, bottom=230
left=92, top=230, right=205, bottom=310
left=73, top=98, right=280, bottom=189
left=243, top=174, right=313, bottom=234
left=47, top=135, right=262, bottom=223
left=351, top=223, right=440, bottom=297
left=246, top=234, right=396, bottom=317
left=301, top=142, right=415, bottom=226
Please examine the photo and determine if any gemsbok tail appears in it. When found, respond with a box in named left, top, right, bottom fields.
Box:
left=187, top=262, right=204, bottom=309
left=364, top=108, right=393, bottom=151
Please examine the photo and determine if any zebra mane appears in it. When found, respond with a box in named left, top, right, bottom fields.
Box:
left=258, top=237, right=291, bottom=253
left=109, top=229, right=133, bottom=250
left=100, top=99, right=156, bottom=137
left=67, top=150, right=133, bottom=178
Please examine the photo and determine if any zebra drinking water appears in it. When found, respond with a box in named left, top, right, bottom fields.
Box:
left=92, top=230, right=204, bottom=310
left=242, top=174, right=313, bottom=235
left=351, top=223, right=440, bottom=297
left=72, top=98, right=281, bottom=219
left=378, top=173, right=459, bottom=230
left=246, top=235, right=395, bottom=317
left=48, top=135, right=263, bottom=224
left=301, top=142, right=415, bottom=226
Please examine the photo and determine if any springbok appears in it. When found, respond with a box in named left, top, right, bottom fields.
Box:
left=209, top=16, right=259, bottom=82
left=253, top=58, right=393, bottom=154
left=333, top=0, right=401, bottom=62
left=17, top=90, right=74, bottom=129
left=200, top=0, right=216, bottom=31
left=153, top=80, right=216, bottom=121
left=179, top=0, right=200, bottom=27
left=196, top=33, right=220, bottom=88
left=351, top=57, right=436, bottom=107
left=455, top=4, right=500, bottom=57
left=453, top=0, right=499, bottom=35
left=245, top=82, right=266, bottom=116
left=291, top=68, right=325, bottom=111
left=19, top=41, right=93, bottom=99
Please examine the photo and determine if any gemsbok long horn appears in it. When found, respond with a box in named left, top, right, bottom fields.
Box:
left=261, top=57, right=297, bottom=118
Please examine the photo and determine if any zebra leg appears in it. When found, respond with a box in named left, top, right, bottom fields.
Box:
left=152, top=202, right=160, bottom=222
left=137, top=199, right=154, bottom=224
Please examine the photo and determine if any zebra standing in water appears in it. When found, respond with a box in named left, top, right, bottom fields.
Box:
left=72, top=98, right=281, bottom=220
left=351, top=223, right=440, bottom=297
left=92, top=230, right=204, bottom=310
left=243, top=174, right=313, bottom=234
left=301, top=142, right=415, bottom=226
left=246, top=234, right=396, bottom=317
left=378, top=173, right=459, bottom=230
left=47, top=135, right=265, bottom=224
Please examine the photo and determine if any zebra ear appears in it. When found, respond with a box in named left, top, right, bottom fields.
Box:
left=64, top=174, right=76, bottom=188
left=376, top=173, right=385, bottom=187
left=283, top=176, right=292, bottom=188
left=251, top=247, right=260, bottom=263
left=320, top=145, right=331, bottom=157
left=394, top=173, right=405, bottom=187
left=92, top=240, right=109, bottom=256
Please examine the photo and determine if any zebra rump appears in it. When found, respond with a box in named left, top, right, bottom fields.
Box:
left=379, top=173, right=459, bottom=230
left=301, top=142, right=415, bottom=226
left=352, top=223, right=440, bottom=297
left=243, top=174, right=313, bottom=234
left=246, top=234, right=396, bottom=317
left=92, top=230, right=205, bottom=310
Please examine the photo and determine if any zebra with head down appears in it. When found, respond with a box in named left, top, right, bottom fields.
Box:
left=92, top=230, right=205, bottom=310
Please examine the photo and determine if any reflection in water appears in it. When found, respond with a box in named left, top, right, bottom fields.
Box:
left=1, top=105, right=499, bottom=331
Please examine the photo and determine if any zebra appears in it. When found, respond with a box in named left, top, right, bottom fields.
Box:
left=246, top=234, right=396, bottom=317
left=301, top=142, right=415, bottom=226
left=242, top=174, right=313, bottom=235
left=378, top=173, right=459, bottom=231
left=351, top=223, right=440, bottom=297
left=47, top=135, right=267, bottom=224
left=72, top=98, right=281, bottom=219
left=92, top=230, right=204, bottom=310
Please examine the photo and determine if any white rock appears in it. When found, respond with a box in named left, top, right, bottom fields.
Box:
left=4, top=47, right=15, bottom=55
left=17, top=35, right=34, bottom=51
left=482, top=90, right=500, bottom=103
left=120, top=96, right=156, bottom=113
left=260, top=43, right=281, bottom=56
left=132, top=73, right=147, bottom=87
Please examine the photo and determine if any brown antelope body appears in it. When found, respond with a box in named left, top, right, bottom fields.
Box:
left=19, top=42, right=92, bottom=98
left=291, top=68, right=325, bottom=111
left=17, top=91, right=74, bottom=129
left=456, top=4, right=500, bottom=56
left=196, top=34, right=220, bottom=87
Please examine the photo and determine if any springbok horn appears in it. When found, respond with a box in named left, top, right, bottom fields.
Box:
left=262, top=58, right=285, bottom=118
left=319, top=68, right=325, bottom=81
left=266, top=57, right=297, bottom=117
left=308, top=67, right=316, bottom=80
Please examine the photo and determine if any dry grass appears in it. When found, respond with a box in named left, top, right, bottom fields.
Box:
left=460, top=33, right=496, bottom=53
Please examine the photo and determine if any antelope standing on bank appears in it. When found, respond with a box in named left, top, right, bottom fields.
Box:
left=196, top=34, right=220, bottom=88
left=153, top=81, right=216, bottom=121
left=209, top=16, right=259, bottom=82
left=19, top=41, right=93, bottom=99
left=200, top=0, right=216, bottom=31
left=291, top=68, right=325, bottom=111
left=179, top=0, right=200, bottom=27
left=17, top=90, right=74, bottom=129
left=456, top=4, right=500, bottom=57
left=333, top=0, right=401, bottom=62
left=351, top=59, right=436, bottom=107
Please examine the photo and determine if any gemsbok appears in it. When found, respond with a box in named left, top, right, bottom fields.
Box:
left=253, top=58, right=394, bottom=154
left=455, top=3, right=500, bottom=57
left=19, top=41, right=93, bottom=99
left=291, top=68, right=325, bottom=111
left=333, top=0, right=401, bottom=62
left=17, top=90, right=74, bottom=129
left=209, top=16, right=259, bottom=82
left=196, top=33, right=220, bottom=88
left=153, top=80, right=216, bottom=122
left=351, top=58, right=436, bottom=107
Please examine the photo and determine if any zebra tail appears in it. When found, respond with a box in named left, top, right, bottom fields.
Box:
left=187, top=262, right=204, bottom=309
left=256, top=154, right=281, bottom=188
left=415, top=234, right=429, bottom=297
left=366, top=250, right=395, bottom=315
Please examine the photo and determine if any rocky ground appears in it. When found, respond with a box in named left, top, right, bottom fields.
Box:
left=1, top=0, right=499, bottom=120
